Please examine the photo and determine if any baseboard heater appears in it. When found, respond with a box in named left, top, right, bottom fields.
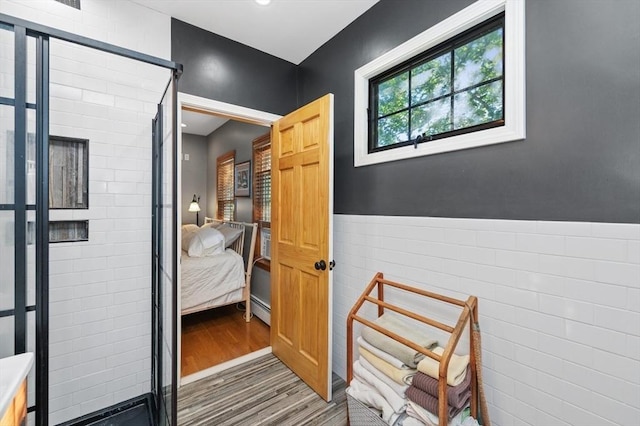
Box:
left=250, top=295, right=271, bottom=326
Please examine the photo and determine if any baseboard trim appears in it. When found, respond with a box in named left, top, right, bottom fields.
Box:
left=180, top=346, right=273, bottom=386
left=250, top=295, right=270, bottom=325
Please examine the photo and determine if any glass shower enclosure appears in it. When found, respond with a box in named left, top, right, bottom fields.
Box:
left=0, top=12, right=181, bottom=426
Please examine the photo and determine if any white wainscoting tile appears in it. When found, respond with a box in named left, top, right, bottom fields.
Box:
left=333, top=215, right=640, bottom=425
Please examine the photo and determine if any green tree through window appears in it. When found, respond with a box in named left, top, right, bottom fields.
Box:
left=370, top=14, right=504, bottom=151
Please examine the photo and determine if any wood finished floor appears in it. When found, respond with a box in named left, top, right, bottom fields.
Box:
left=177, top=353, right=348, bottom=426
left=181, top=304, right=271, bottom=377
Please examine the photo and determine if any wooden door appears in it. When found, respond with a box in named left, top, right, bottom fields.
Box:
left=271, top=94, right=334, bottom=401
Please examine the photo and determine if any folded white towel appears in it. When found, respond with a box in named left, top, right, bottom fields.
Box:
left=358, top=336, right=410, bottom=369
left=360, top=346, right=417, bottom=386
left=347, top=378, right=400, bottom=425
left=362, top=313, right=437, bottom=368
left=354, top=360, right=407, bottom=413
left=359, top=355, right=409, bottom=398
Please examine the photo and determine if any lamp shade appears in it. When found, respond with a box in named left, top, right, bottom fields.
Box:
left=188, top=194, right=201, bottom=212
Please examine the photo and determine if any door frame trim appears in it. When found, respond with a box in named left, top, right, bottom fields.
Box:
left=176, top=92, right=281, bottom=384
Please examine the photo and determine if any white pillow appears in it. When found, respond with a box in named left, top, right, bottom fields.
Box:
left=188, top=227, right=225, bottom=257
left=217, top=224, right=243, bottom=248
left=181, top=224, right=199, bottom=252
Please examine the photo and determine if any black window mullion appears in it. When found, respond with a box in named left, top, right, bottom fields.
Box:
left=451, top=76, right=503, bottom=97
left=449, top=50, right=455, bottom=131
left=369, top=83, right=375, bottom=152
left=501, top=22, right=506, bottom=121
left=397, top=75, right=503, bottom=125
left=407, top=70, right=413, bottom=141
left=377, top=105, right=411, bottom=121
left=14, top=24, right=27, bottom=355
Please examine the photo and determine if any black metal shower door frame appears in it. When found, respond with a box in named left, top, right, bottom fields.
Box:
left=0, top=20, right=50, bottom=425
left=0, top=12, right=181, bottom=426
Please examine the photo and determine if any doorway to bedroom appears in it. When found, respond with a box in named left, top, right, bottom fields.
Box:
left=178, top=95, right=276, bottom=382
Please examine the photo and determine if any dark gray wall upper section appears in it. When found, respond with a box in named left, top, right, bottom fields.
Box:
left=172, top=18, right=298, bottom=116
left=181, top=133, right=208, bottom=225
left=299, top=0, right=640, bottom=223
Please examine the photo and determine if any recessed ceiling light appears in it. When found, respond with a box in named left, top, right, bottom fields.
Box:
left=181, top=123, right=187, bottom=128
left=255, top=0, right=271, bottom=5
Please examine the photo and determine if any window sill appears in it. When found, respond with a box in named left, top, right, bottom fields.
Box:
left=254, top=257, right=270, bottom=272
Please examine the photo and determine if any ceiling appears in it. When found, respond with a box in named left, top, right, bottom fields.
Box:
left=130, top=0, right=379, bottom=65
left=181, top=110, right=229, bottom=136
left=140, top=0, right=379, bottom=135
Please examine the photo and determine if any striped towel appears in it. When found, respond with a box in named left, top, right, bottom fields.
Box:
left=411, top=366, right=471, bottom=408
left=406, top=385, right=470, bottom=419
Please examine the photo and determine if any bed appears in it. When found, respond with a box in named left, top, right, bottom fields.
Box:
left=180, top=218, right=258, bottom=321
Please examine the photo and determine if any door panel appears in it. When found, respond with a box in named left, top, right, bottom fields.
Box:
left=301, top=116, right=320, bottom=150
left=300, top=270, right=321, bottom=360
left=301, top=162, right=321, bottom=249
left=278, top=165, right=295, bottom=245
left=271, top=94, right=333, bottom=401
left=279, top=126, right=295, bottom=156
left=276, top=263, right=297, bottom=346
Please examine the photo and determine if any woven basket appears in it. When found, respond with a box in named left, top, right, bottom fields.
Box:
left=346, top=390, right=388, bottom=426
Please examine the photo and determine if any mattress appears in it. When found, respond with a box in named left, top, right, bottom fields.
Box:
left=181, top=249, right=246, bottom=314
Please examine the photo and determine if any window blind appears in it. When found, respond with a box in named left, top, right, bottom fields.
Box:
left=216, top=150, right=235, bottom=221
left=252, top=134, right=271, bottom=225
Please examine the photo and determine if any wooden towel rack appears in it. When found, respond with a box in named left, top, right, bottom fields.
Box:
left=347, top=272, right=479, bottom=426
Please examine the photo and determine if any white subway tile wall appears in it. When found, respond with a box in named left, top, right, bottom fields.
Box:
left=1, top=0, right=171, bottom=424
left=334, top=215, right=640, bottom=426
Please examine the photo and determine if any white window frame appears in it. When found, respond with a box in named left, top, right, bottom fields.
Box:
left=354, top=0, right=525, bottom=167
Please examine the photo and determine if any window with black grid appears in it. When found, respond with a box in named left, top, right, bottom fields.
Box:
left=216, top=150, right=235, bottom=221
left=369, top=13, right=505, bottom=152
left=252, top=133, right=271, bottom=268
left=252, top=134, right=271, bottom=226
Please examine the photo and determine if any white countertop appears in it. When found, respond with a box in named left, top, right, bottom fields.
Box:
left=0, top=352, right=34, bottom=419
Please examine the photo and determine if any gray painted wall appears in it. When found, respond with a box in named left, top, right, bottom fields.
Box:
left=181, top=133, right=208, bottom=225
left=207, top=120, right=272, bottom=304
left=172, top=0, right=639, bottom=224
left=298, top=0, right=640, bottom=223
left=172, top=18, right=298, bottom=116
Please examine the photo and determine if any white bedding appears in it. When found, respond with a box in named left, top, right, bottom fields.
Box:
left=181, top=249, right=246, bottom=314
